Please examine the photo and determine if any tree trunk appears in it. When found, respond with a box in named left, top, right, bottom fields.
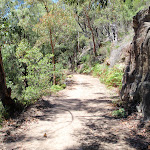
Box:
left=49, top=28, right=56, bottom=85
left=43, top=1, right=56, bottom=85
left=84, top=9, right=97, bottom=57
left=0, top=47, right=16, bottom=112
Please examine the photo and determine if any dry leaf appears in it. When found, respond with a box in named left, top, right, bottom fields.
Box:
left=44, top=133, right=47, bottom=138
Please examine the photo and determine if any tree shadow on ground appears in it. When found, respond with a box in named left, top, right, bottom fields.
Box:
left=3, top=133, right=25, bottom=143
left=125, top=136, right=149, bottom=150
left=74, top=118, right=120, bottom=150
left=110, top=96, right=120, bottom=100
left=2, top=75, right=150, bottom=150
left=1, top=79, right=125, bottom=149
left=64, top=142, right=104, bottom=150
left=2, top=93, right=115, bottom=146
left=81, top=82, right=93, bottom=88
left=51, top=96, right=113, bottom=112
left=125, top=129, right=150, bottom=150
left=2, top=99, right=55, bottom=143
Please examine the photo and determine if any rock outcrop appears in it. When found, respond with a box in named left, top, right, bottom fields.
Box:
left=121, top=7, right=150, bottom=120
left=109, top=42, right=131, bottom=67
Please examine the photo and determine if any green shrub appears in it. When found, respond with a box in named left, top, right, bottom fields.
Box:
left=112, top=100, right=124, bottom=107
left=92, top=64, right=123, bottom=89
left=61, top=84, right=67, bottom=89
left=50, top=85, right=63, bottom=93
left=81, top=54, right=90, bottom=63
left=67, top=75, right=73, bottom=78
left=82, top=66, right=93, bottom=74
left=112, top=108, right=125, bottom=118
left=105, top=67, right=123, bottom=88
left=15, top=42, right=65, bottom=105
left=22, top=86, right=42, bottom=106
left=98, top=41, right=111, bottom=58
left=78, top=62, right=123, bottom=90
left=0, top=102, right=10, bottom=127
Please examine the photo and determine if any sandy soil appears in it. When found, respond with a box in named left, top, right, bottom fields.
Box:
left=0, top=74, right=150, bottom=150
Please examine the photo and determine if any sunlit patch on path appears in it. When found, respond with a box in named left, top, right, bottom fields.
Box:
left=0, top=74, right=149, bottom=150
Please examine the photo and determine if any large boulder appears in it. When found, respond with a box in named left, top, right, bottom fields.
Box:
left=120, top=7, right=150, bottom=120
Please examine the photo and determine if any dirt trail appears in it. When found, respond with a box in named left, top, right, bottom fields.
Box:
left=0, top=74, right=149, bottom=150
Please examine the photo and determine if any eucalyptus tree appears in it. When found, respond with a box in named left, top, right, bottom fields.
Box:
left=62, top=0, right=109, bottom=57
left=25, top=0, right=76, bottom=84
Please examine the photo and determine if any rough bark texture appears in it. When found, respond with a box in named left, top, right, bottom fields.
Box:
left=121, top=7, right=150, bottom=120
left=0, top=48, right=16, bottom=113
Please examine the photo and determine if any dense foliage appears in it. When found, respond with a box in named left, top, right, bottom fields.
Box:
left=0, top=0, right=149, bottom=123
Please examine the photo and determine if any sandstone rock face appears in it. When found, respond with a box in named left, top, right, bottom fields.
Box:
left=121, top=7, right=150, bottom=120
left=109, top=42, right=130, bottom=67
